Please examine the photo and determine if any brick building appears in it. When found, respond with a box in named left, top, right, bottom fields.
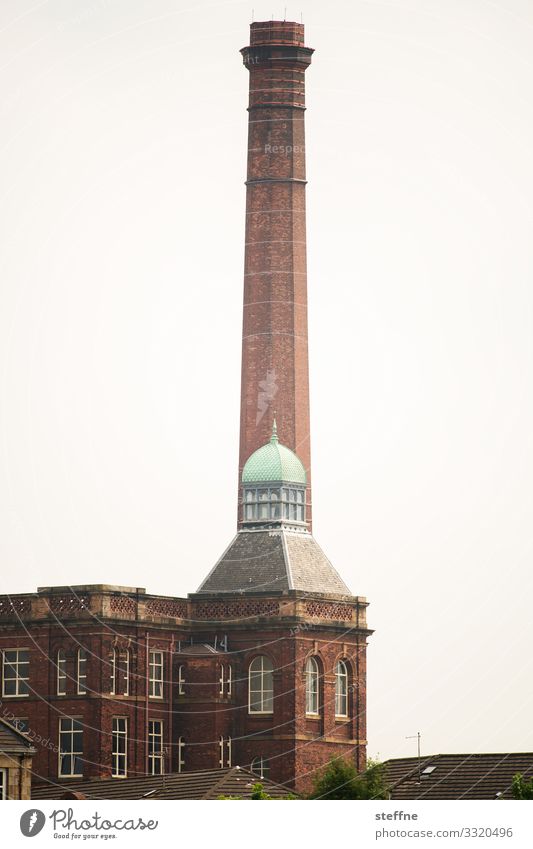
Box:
left=0, top=21, right=371, bottom=796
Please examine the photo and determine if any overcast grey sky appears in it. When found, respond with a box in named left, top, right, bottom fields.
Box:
left=1, top=0, right=532, bottom=761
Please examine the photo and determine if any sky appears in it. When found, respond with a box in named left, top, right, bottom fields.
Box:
left=1, top=0, right=532, bottom=761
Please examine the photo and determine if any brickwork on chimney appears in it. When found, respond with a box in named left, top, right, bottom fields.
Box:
left=238, top=22, right=314, bottom=526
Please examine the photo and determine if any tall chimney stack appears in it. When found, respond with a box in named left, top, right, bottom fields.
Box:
left=238, top=21, right=314, bottom=526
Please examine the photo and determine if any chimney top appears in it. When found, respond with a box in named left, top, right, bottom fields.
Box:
left=249, top=20, right=305, bottom=47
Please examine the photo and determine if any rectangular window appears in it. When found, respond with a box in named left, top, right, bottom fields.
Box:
left=0, top=768, right=6, bottom=800
left=58, top=717, right=83, bottom=777
left=219, top=665, right=232, bottom=697
left=57, top=651, right=67, bottom=696
left=149, top=651, right=164, bottom=698
left=111, top=649, right=131, bottom=696
left=178, top=665, right=185, bottom=695
left=148, top=720, right=164, bottom=775
left=2, top=650, right=29, bottom=697
left=77, top=650, right=87, bottom=695
left=122, top=650, right=130, bottom=696
left=112, top=718, right=127, bottom=777
left=219, top=736, right=231, bottom=768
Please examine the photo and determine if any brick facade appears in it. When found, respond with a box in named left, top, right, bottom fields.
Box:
left=0, top=585, right=370, bottom=795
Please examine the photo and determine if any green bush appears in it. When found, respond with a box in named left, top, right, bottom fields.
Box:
left=309, top=757, right=388, bottom=800
left=511, top=773, right=533, bottom=800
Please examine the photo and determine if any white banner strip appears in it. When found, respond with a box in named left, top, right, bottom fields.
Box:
left=1, top=800, right=533, bottom=848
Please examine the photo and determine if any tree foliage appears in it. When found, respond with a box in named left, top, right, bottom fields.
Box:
left=511, top=773, right=533, bottom=800
left=309, top=757, right=388, bottom=800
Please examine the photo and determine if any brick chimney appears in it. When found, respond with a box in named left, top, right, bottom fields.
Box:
left=238, top=21, right=314, bottom=527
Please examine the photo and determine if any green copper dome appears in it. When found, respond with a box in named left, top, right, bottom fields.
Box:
left=242, top=421, right=307, bottom=485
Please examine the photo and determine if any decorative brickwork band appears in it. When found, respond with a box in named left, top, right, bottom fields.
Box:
left=304, top=601, right=354, bottom=621
left=145, top=598, right=188, bottom=618
left=0, top=596, right=32, bottom=618
left=48, top=594, right=90, bottom=614
left=109, top=595, right=137, bottom=616
left=193, top=599, right=280, bottom=620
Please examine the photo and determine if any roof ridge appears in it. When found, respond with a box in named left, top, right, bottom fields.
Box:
left=204, top=766, right=241, bottom=800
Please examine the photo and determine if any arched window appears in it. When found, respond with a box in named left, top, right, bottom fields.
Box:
left=178, top=665, right=186, bottom=695
left=248, top=656, right=274, bottom=714
left=77, top=648, right=87, bottom=695
left=251, top=756, right=270, bottom=779
left=57, top=649, right=66, bottom=696
left=121, top=649, right=130, bottom=696
left=177, top=737, right=185, bottom=773
left=335, top=660, right=348, bottom=717
left=305, top=656, right=319, bottom=716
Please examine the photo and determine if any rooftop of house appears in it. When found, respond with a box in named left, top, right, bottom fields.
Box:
left=383, top=752, right=533, bottom=800
left=31, top=767, right=295, bottom=801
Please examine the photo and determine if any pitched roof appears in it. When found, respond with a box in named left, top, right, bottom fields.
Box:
left=0, top=717, right=37, bottom=755
left=31, top=767, right=295, bottom=800
left=384, top=753, right=533, bottom=800
left=196, top=529, right=351, bottom=596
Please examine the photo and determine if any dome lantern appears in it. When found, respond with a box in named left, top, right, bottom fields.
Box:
left=241, top=422, right=307, bottom=527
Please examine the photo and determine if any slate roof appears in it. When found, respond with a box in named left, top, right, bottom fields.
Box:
left=0, top=717, right=37, bottom=755
left=196, top=529, right=351, bottom=596
left=384, top=753, right=533, bottom=800
left=32, top=767, right=294, bottom=800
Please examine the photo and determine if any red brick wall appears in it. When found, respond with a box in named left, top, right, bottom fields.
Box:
left=0, top=591, right=368, bottom=795
left=238, top=26, right=314, bottom=526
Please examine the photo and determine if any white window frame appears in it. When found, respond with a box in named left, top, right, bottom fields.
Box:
left=248, top=656, right=274, bottom=714
left=77, top=649, right=87, bottom=695
left=219, top=735, right=231, bottom=768
left=57, top=649, right=67, bottom=696
left=251, top=756, right=269, bottom=779
left=110, top=648, right=117, bottom=695
left=122, top=649, right=130, bottom=696
left=149, top=651, right=164, bottom=699
left=219, top=664, right=232, bottom=697
left=58, top=717, right=84, bottom=777
left=112, top=717, right=128, bottom=778
left=0, top=768, right=7, bottom=800
left=111, top=649, right=130, bottom=697
left=335, top=660, right=349, bottom=718
left=148, top=720, right=164, bottom=775
left=305, top=656, right=320, bottom=716
left=178, top=664, right=185, bottom=695
left=177, top=737, right=185, bottom=773
left=2, top=649, right=29, bottom=698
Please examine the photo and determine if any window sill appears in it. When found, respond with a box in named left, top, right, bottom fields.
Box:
left=305, top=713, right=320, bottom=719
left=248, top=711, right=274, bottom=716
left=1, top=693, right=29, bottom=698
